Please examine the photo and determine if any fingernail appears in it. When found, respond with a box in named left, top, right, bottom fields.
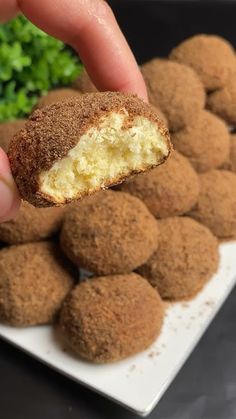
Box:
left=0, top=178, right=16, bottom=221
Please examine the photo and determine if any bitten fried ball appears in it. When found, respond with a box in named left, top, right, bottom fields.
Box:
left=0, top=119, right=26, bottom=152
left=207, top=73, right=236, bottom=125
left=171, top=110, right=230, bottom=173
left=0, top=242, right=75, bottom=326
left=120, top=151, right=200, bottom=218
left=138, top=217, right=219, bottom=301
left=189, top=170, right=236, bottom=238
left=170, top=34, right=236, bottom=91
left=58, top=273, right=164, bottom=363
left=60, top=190, right=159, bottom=275
left=35, top=88, right=82, bottom=109
left=0, top=201, right=65, bottom=245
left=141, top=59, right=205, bottom=131
left=73, top=68, right=97, bottom=93
left=9, top=92, right=171, bottom=207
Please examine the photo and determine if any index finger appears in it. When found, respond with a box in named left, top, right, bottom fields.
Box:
left=18, top=0, right=148, bottom=100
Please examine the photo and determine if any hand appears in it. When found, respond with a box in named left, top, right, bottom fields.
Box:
left=0, top=0, right=147, bottom=222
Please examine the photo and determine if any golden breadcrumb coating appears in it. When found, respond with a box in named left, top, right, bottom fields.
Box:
left=58, top=273, right=164, bottom=363
left=170, top=34, right=236, bottom=91
left=138, top=217, right=219, bottom=301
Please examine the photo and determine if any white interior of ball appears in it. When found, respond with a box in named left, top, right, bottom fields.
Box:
left=39, top=111, right=169, bottom=203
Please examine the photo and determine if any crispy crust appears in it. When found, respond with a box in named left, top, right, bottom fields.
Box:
left=188, top=170, right=236, bottom=238
left=0, top=241, right=75, bottom=326
left=8, top=92, right=171, bottom=207
left=171, top=110, right=230, bottom=172
left=35, top=88, right=82, bottom=110
left=207, top=73, right=236, bottom=125
left=120, top=151, right=200, bottom=218
left=58, top=273, right=164, bottom=363
left=138, top=217, right=219, bottom=301
left=170, top=34, right=236, bottom=91
left=60, top=190, right=159, bottom=275
left=229, top=134, right=236, bottom=173
left=0, top=201, right=65, bottom=244
left=0, top=119, right=26, bottom=152
left=141, top=59, right=205, bottom=132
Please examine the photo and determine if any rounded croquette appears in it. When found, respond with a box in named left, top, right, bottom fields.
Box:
left=0, top=201, right=65, bottom=245
left=58, top=273, right=164, bottom=363
left=0, top=241, right=75, bottom=326
left=60, top=190, right=159, bottom=275
left=169, top=34, right=236, bottom=91
left=8, top=92, right=171, bottom=208
left=138, top=217, right=219, bottom=301
left=189, top=170, right=236, bottom=239
left=120, top=151, right=200, bottom=218
left=229, top=134, right=236, bottom=172
left=35, top=88, right=82, bottom=109
left=73, top=68, right=97, bottom=93
left=0, top=119, right=26, bottom=152
left=141, top=58, right=205, bottom=131
left=207, top=73, right=236, bottom=125
left=171, top=110, right=230, bottom=173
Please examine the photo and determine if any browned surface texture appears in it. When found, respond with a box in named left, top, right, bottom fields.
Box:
left=138, top=217, right=219, bottom=301
left=0, top=242, right=75, bottom=326
left=60, top=190, right=159, bottom=275
left=170, top=34, right=236, bottom=91
left=141, top=58, right=205, bottom=131
left=171, top=110, right=230, bottom=172
left=35, top=89, right=82, bottom=109
left=189, top=170, right=236, bottom=238
left=0, top=119, right=26, bottom=152
left=120, top=151, right=200, bottom=218
left=207, top=73, right=236, bottom=125
left=229, top=134, right=236, bottom=172
left=8, top=92, right=170, bottom=207
left=58, top=273, right=164, bottom=363
left=0, top=201, right=65, bottom=244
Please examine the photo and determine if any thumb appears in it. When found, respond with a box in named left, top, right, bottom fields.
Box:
left=0, top=148, right=21, bottom=222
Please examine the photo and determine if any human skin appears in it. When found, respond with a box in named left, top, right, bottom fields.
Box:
left=0, top=0, right=147, bottom=222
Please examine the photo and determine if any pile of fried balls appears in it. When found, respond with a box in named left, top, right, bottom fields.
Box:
left=0, top=34, right=236, bottom=364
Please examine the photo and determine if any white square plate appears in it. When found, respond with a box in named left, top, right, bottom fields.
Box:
left=0, top=241, right=235, bottom=416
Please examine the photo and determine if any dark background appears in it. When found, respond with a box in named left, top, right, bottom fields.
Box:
left=1, top=2, right=236, bottom=419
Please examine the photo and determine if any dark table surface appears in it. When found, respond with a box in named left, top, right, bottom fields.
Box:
left=1, top=2, right=236, bottom=418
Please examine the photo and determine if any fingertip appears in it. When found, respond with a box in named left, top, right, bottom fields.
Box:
left=0, top=0, right=19, bottom=23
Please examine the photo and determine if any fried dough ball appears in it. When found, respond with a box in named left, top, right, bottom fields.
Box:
left=35, top=88, right=82, bottom=109
left=0, top=242, right=75, bottom=326
left=0, top=119, right=26, bottom=152
left=120, top=151, right=199, bottom=218
left=73, top=68, right=97, bottom=93
left=9, top=92, right=171, bottom=207
left=189, top=170, right=236, bottom=238
left=207, top=73, right=236, bottom=125
left=60, top=190, right=159, bottom=275
left=0, top=201, right=65, bottom=244
left=229, top=134, right=236, bottom=172
left=171, top=110, right=230, bottom=172
left=58, top=273, right=164, bottom=363
left=170, top=34, right=236, bottom=91
left=141, top=58, right=205, bottom=131
left=138, top=217, right=219, bottom=301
